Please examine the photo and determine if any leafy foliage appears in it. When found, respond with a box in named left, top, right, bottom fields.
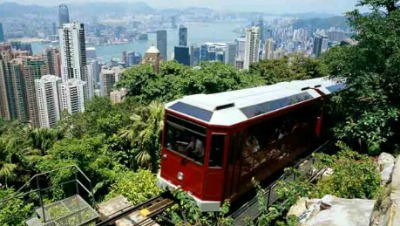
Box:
left=322, top=0, right=400, bottom=153
left=171, top=189, right=233, bottom=226
left=0, top=188, right=33, bottom=226
left=117, top=61, right=265, bottom=104
left=249, top=53, right=328, bottom=85
left=105, top=169, right=161, bottom=205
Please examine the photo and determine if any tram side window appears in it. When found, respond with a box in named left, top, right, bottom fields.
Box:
left=164, top=119, right=206, bottom=165
left=209, top=134, right=225, bottom=168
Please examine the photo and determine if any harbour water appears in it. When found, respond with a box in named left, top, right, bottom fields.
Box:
left=31, top=21, right=248, bottom=63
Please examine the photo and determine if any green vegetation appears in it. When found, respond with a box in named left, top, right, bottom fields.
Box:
left=1, top=0, right=399, bottom=223
left=322, top=0, right=400, bottom=154
left=250, top=143, right=381, bottom=226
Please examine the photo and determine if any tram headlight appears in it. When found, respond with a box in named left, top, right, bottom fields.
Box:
left=177, top=172, right=184, bottom=181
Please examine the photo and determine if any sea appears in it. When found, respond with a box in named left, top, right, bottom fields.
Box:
left=31, top=21, right=249, bottom=63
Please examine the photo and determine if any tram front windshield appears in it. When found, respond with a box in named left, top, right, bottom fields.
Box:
left=164, top=115, right=206, bottom=165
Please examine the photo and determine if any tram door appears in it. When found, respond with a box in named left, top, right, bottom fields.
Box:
left=223, top=131, right=245, bottom=200
left=205, top=133, right=227, bottom=200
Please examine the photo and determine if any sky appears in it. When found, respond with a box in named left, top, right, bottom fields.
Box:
left=0, top=0, right=361, bottom=14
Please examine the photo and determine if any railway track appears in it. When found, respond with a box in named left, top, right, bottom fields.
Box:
left=96, top=192, right=175, bottom=226
left=230, top=141, right=332, bottom=225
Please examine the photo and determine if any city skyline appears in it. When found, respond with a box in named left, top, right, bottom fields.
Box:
left=0, top=0, right=360, bottom=14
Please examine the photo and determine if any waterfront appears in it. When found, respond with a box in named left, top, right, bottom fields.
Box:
left=31, top=21, right=248, bottom=63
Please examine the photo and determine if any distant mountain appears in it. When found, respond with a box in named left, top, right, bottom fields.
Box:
left=293, top=16, right=349, bottom=30
left=0, top=2, right=54, bottom=18
left=69, top=2, right=155, bottom=16
left=281, top=12, right=341, bottom=19
left=0, top=2, right=155, bottom=19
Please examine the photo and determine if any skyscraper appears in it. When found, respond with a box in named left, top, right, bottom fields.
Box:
left=100, top=68, right=116, bottom=97
left=35, top=75, right=61, bottom=128
left=244, top=27, right=260, bottom=70
left=258, top=18, right=265, bottom=43
left=59, top=22, right=90, bottom=104
left=200, top=44, right=209, bottom=63
left=225, top=43, right=237, bottom=66
left=0, top=44, right=12, bottom=119
left=45, top=47, right=61, bottom=78
left=313, top=35, right=328, bottom=57
left=157, top=30, right=167, bottom=61
left=179, top=25, right=188, bottom=47
left=59, top=79, right=86, bottom=114
left=174, top=46, right=190, bottom=66
left=190, top=45, right=200, bottom=66
left=24, top=57, right=47, bottom=126
left=235, top=38, right=246, bottom=60
left=58, top=4, right=70, bottom=27
left=264, top=38, right=274, bottom=60
left=59, top=22, right=87, bottom=82
left=0, top=57, right=28, bottom=122
left=0, top=22, right=5, bottom=42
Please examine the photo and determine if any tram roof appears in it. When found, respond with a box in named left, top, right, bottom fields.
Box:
left=166, top=77, right=345, bottom=126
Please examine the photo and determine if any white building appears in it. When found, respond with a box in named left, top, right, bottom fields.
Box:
left=59, top=22, right=90, bottom=101
left=243, top=27, right=260, bottom=70
left=235, top=38, right=246, bottom=60
left=110, top=88, right=128, bottom=104
left=35, top=75, right=62, bottom=128
left=264, top=38, right=274, bottom=60
left=59, top=79, right=86, bottom=114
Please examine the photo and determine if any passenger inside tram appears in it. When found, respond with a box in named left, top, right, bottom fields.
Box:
left=185, top=136, right=204, bottom=160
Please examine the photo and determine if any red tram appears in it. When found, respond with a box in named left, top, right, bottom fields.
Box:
left=157, top=77, right=345, bottom=211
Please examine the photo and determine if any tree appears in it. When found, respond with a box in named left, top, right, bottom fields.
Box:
left=116, top=61, right=264, bottom=105
left=0, top=187, right=33, bottom=226
left=322, top=0, right=400, bottom=153
left=249, top=53, right=327, bottom=85
left=119, top=102, right=164, bottom=171
left=105, top=169, right=162, bottom=205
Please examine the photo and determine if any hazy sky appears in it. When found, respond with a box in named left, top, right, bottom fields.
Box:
left=0, top=0, right=361, bottom=14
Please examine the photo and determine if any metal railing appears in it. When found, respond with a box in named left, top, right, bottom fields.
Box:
left=0, top=165, right=95, bottom=225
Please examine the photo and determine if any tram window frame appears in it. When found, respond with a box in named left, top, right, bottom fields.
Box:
left=208, top=134, right=226, bottom=168
left=164, top=114, right=207, bottom=166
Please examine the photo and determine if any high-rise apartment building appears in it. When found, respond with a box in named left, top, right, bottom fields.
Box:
left=0, top=45, right=13, bottom=120
left=244, top=27, right=260, bottom=69
left=59, top=79, right=86, bottom=114
left=59, top=22, right=88, bottom=82
left=179, top=25, right=188, bottom=47
left=58, top=4, right=70, bottom=27
left=235, top=38, right=246, bottom=60
left=59, top=22, right=91, bottom=106
left=156, top=30, right=167, bottom=61
left=24, top=57, right=47, bottom=126
left=45, top=47, right=61, bottom=78
left=100, top=68, right=116, bottom=97
left=174, top=46, right=190, bottom=66
left=87, top=60, right=100, bottom=89
left=0, top=22, right=5, bottom=42
left=35, top=75, right=61, bottom=128
left=0, top=56, right=29, bottom=122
